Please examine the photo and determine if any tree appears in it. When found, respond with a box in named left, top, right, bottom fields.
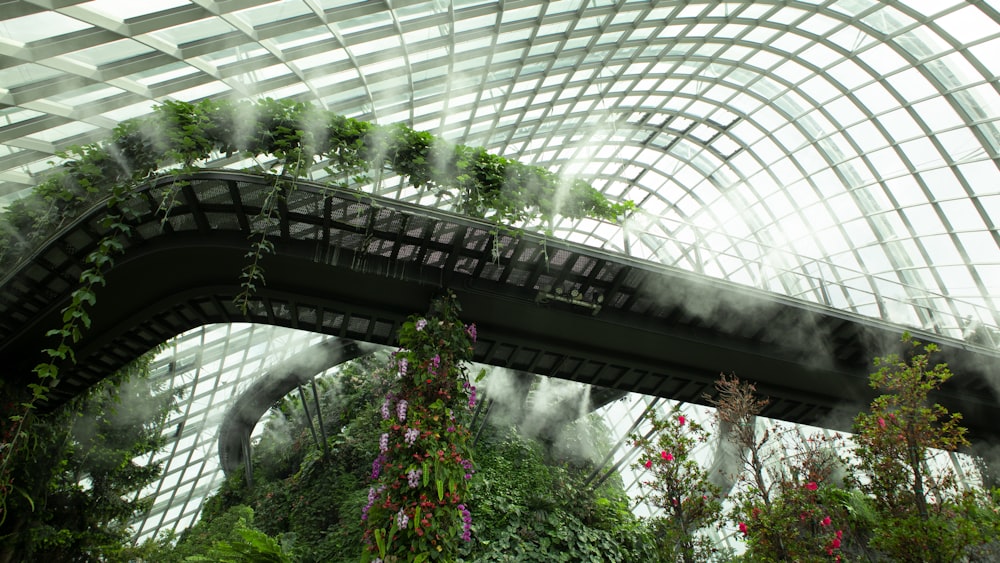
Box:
left=851, top=333, right=998, bottom=562
left=710, top=374, right=856, bottom=562
left=708, top=373, right=792, bottom=560
left=630, top=404, right=722, bottom=562
left=0, top=350, right=179, bottom=563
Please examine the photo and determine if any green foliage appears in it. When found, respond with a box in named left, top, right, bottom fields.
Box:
left=168, top=504, right=293, bottom=563
left=188, top=519, right=293, bottom=563
left=152, top=299, right=650, bottom=563
left=850, top=332, right=997, bottom=562
left=0, top=351, right=178, bottom=562
left=0, top=98, right=633, bottom=275
left=463, top=425, right=657, bottom=562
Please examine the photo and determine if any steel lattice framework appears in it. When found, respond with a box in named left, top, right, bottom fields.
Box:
left=1, top=0, right=998, bottom=544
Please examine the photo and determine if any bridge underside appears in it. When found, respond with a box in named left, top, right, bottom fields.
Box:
left=2, top=171, right=998, bottom=439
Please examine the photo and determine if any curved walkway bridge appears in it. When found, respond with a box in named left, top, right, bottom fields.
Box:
left=3, top=170, right=999, bottom=441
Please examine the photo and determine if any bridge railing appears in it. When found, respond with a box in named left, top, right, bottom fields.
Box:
left=619, top=223, right=999, bottom=348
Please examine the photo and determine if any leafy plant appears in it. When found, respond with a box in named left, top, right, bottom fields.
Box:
left=630, top=405, right=723, bottom=563
left=851, top=333, right=997, bottom=562
left=0, top=350, right=179, bottom=563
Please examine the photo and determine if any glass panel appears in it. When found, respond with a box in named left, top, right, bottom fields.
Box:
left=62, top=38, right=155, bottom=67
left=2, top=11, right=90, bottom=43
left=82, top=0, right=188, bottom=21
left=148, top=18, right=237, bottom=46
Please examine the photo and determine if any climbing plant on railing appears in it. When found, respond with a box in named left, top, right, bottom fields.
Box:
left=0, top=97, right=633, bottom=275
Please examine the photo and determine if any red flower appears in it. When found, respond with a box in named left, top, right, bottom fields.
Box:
left=805, top=481, right=818, bottom=491
left=662, top=451, right=673, bottom=461
left=678, top=415, right=686, bottom=426
left=878, top=417, right=886, bottom=428
left=644, top=459, right=652, bottom=469
left=738, top=521, right=748, bottom=536
left=820, top=515, right=831, bottom=527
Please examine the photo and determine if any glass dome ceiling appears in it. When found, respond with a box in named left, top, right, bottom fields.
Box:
left=2, top=0, right=998, bottom=544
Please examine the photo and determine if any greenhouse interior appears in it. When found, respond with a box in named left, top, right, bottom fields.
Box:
left=1, top=0, right=999, bottom=561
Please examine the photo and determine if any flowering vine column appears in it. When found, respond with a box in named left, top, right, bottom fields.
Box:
left=362, top=292, right=479, bottom=563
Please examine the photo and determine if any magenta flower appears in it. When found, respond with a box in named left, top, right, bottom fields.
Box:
left=805, top=481, right=818, bottom=491
left=738, top=521, right=748, bottom=536
left=465, top=323, right=477, bottom=342
left=678, top=415, right=686, bottom=426
left=820, top=515, right=832, bottom=527
left=661, top=451, right=673, bottom=461
left=878, top=417, right=886, bottom=428
left=644, top=459, right=652, bottom=469
left=458, top=504, right=473, bottom=541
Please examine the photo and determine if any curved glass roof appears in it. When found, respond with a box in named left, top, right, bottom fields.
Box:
left=2, top=0, right=998, bottom=544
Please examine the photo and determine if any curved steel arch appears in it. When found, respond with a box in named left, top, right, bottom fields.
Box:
left=216, top=338, right=375, bottom=478
left=3, top=170, right=999, bottom=442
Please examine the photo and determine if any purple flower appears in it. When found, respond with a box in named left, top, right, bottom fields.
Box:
left=381, top=398, right=391, bottom=420
left=429, top=354, right=441, bottom=374
left=397, top=400, right=408, bottom=422
left=415, top=319, right=427, bottom=331
left=370, top=454, right=386, bottom=479
left=398, top=357, right=408, bottom=377
left=458, top=504, right=472, bottom=541
left=379, top=433, right=389, bottom=453
left=404, top=427, right=420, bottom=445
left=361, top=487, right=376, bottom=521
left=465, top=323, right=477, bottom=342
left=468, top=385, right=477, bottom=409
left=407, top=468, right=422, bottom=488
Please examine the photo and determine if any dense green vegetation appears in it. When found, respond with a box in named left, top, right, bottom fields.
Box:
left=0, top=350, right=179, bottom=563
left=156, top=296, right=658, bottom=562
